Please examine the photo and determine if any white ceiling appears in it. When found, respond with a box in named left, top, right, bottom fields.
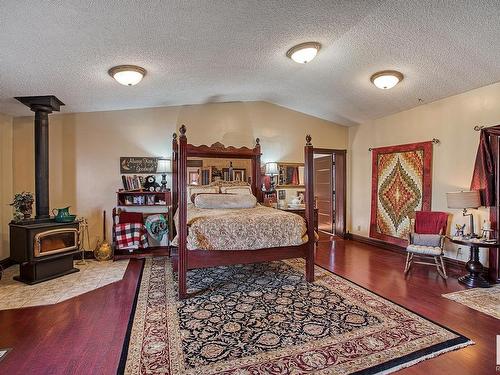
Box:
left=1, top=0, right=499, bottom=125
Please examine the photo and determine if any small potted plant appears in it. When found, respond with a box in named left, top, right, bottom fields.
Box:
left=10, top=192, right=34, bottom=221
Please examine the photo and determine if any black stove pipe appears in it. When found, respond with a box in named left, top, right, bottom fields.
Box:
left=14, top=96, right=64, bottom=219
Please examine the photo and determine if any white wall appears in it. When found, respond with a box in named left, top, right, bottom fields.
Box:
left=12, top=101, right=347, bottom=249
left=348, top=81, right=500, bottom=265
left=0, top=113, right=13, bottom=260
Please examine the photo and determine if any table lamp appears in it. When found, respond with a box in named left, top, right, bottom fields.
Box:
left=265, top=162, right=279, bottom=192
left=156, top=158, right=171, bottom=191
left=446, top=190, right=481, bottom=238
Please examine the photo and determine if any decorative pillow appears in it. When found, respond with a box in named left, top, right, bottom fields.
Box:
left=194, top=193, right=257, bottom=209
left=187, top=186, right=219, bottom=202
left=412, top=233, right=442, bottom=247
left=119, top=212, right=143, bottom=224
left=190, top=192, right=219, bottom=203
left=210, top=180, right=249, bottom=188
left=220, top=185, right=253, bottom=195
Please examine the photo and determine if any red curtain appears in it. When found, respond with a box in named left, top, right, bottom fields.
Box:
left=470, top=126, right=500, bottom=207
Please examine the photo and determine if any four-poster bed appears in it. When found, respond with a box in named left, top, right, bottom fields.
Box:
left=171, top=125, right=316, bottom=299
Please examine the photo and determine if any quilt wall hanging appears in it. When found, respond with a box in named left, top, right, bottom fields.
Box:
left=370, top=141, right=433, bottom=247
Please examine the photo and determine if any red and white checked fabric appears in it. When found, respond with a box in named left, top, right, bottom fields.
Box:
left=115, top=223, right=149, bottom=250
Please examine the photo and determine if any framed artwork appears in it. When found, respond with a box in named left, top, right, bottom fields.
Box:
left=369, top=141, right=433, bottom=246
left=296, top=190, right=305, bottom=203
left=187, top=167, right=200, bottom=185
left=146, top=195, right=156, bottom=205
left=278, top=190, right=286, bottom=200
left=233, top=169, right=246, bottom=182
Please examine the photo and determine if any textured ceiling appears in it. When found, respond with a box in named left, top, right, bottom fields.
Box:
left=1, top=0, right=499, bottom=125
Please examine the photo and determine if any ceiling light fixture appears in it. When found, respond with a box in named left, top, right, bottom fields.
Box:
left=108, top=65, right=146, bottom=86
left=370, top=70, right=404, bottom=89
left=286, top=42, right=321, bottom=64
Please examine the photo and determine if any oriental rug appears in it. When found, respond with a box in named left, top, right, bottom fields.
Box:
left=119, top=258, right=471, bottom=374
left=443, top=285, right=500, bottom=320
left=370, top=141, right=433, bottom=247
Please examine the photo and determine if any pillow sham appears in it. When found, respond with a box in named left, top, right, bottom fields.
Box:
left=187, top=186, right=219, bottom=202
left=412, top=233, right=442, bottom=247
left=220, top=185, right=253, bottom=195
left=194, top=193, right=257, bottom=209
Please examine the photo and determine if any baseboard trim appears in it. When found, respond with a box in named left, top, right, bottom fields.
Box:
left=345, top=233, right=471, bottom=274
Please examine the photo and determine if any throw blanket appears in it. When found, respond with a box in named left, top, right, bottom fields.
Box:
left=115, top=223, right=148, bottom=250
left=172, top=204, right=308, bottom=250
left=145, top=214, right=168, bottom=241
left=414, top=211, right=448, bottom=234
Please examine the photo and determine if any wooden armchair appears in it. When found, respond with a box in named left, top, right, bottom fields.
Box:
left=404, top=211, right=449, bottom=279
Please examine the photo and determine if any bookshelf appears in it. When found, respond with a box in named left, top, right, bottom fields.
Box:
left=116, top=191, right=171, bottom=207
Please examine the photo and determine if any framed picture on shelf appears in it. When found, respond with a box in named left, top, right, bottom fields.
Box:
left=233, top=169, right=246, bottom=182
left=125, top=195, right=134, bottom=205
left=278, top=189, right=286, bottom=200
left=146, top=195, right=156, bottom=205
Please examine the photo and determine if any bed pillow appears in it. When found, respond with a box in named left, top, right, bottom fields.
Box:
left=220, top=185, right=253, bottom=195
left=194, top=193, right=257, bottom=209
left=412, top=233, right=442, bottom=247
left=187, top=186, right=219, bottom=202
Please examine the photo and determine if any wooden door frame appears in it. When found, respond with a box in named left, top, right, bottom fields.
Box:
left=313, top=148, right=347, bottom=238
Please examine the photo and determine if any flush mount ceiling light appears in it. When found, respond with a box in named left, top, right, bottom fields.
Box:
left=286, top=42, right=321, bottom=64
left=370, top=70, right=404, bottom=89
left=108, top=65, right=146, bottom=86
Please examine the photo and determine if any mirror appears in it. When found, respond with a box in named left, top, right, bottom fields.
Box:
left=277, top=163, right=304, bottom=187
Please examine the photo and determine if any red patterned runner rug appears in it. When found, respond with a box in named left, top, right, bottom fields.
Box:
left=119, top=258, right=472, bottom=374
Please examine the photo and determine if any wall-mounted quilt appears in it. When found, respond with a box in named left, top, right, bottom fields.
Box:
left=370, top=141, right=433, bottom=247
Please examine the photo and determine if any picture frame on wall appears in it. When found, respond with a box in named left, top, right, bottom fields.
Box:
left=233, top=169, right=246, bottom=182
left=187, top=167, right=200, bottom=185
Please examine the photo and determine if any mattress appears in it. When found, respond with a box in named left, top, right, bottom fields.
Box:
left=172, top=204, right=308, bottom=250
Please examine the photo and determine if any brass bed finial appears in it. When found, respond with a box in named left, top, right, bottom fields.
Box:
left=306, top=134, right=312, bottom=146
left=255, top=137, right=260, bottom=145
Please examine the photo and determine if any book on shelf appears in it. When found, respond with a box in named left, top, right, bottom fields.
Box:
left=121, top=175, right=144, bottom=191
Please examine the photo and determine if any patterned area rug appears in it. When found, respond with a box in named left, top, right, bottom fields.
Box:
left=443, top=285, right=500, bottom=320
left=0, top=260, right=129, bottom=310
left=120, top=258, right=472, bottom=374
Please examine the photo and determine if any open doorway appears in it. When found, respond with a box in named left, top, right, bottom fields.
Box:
left=313, top=149, right=346, bottom=237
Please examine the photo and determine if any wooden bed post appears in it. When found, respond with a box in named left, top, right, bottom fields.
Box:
left=172, top=132, right=178, bottom=215
left=304, top=134, right=315, bottom=282
left=178, top=125, right=188, bottom=299
left=253, top=138, right=262, bottom=202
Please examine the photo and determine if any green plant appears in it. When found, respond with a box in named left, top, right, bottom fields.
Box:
left=10, top=191, right=34, bottom=221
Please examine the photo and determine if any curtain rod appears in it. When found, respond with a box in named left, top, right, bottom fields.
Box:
left=474, top=125, right=484, bottom=131
left=368, top=138, right=440, bottom=151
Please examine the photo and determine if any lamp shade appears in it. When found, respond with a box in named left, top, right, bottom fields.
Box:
left=156, top=158, right=171, bottom=173
left=446, top=190, right=481, bottom=209
left=265, top=162, right=279, bottom=176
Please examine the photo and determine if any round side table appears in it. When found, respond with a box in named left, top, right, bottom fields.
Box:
left=447, top=237, right=495, bottom=288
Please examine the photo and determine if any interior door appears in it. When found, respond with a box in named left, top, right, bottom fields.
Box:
left=314, top=155, right=334, bottom=233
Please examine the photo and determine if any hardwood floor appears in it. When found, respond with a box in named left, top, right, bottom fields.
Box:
left=0, top=236, right=497, bottom=374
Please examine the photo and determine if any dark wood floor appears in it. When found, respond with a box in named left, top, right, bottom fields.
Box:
left=0, top=236, right=497, bottom=374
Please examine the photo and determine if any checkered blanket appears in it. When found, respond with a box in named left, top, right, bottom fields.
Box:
left=115, top=223, right=149, bottom=250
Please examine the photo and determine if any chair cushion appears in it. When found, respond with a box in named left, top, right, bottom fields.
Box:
left=412, top=233, right=442, bottom=247
left=406, top=244, right=443, bottom=256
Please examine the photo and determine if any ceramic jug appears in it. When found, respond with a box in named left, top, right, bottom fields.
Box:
left=52, top=206, right=71, bottom=222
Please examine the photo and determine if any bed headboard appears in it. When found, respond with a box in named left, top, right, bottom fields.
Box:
left=171, top=125, right=262, bottom=212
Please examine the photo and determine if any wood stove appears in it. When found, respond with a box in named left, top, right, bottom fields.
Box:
left=9, top=95, right=80, bottom=284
